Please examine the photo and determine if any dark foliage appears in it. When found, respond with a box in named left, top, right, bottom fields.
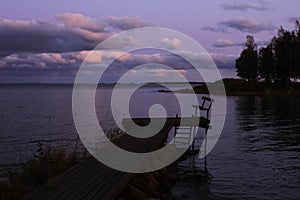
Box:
left=236, top=21, right=300, bottom=86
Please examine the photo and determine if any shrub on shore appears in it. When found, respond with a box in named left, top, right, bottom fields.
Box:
left=0, top=143, right=85, bottom=200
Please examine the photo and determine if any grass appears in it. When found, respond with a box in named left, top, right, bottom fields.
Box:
left=0, top=143, right=85, bottom=200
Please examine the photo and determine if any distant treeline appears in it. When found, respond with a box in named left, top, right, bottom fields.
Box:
left=236, top=21, right=300, bottom=86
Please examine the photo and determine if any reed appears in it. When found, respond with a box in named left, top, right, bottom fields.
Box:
left=0, top=142, right=85, bottom=200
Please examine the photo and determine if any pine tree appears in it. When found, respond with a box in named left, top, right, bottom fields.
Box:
left=273, top=26, right=292, bottom=85
left=236, top=35, right=258, bottom=83
left=258, top=43, right=275, bottom=83
left=290, top=21, right=300, bottom=82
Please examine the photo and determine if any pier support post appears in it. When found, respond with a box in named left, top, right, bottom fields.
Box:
left=204, top=127, right=208, bottom=172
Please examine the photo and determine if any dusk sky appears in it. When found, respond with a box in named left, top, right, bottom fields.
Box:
left=0, top=0, right=299, bottom=83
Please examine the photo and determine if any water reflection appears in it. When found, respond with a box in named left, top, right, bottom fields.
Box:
left=206, top=96, right=300, bottom=199
left=235, top=96, right=300, bottom=152
left=1, top=86, right=300, bottom=199
left=172, top=155, right=213, bottom=200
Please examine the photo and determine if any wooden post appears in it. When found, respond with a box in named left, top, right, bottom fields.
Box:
left=191, top=115, right=195, bottom=151
left=204, top=127, right=208, bottom=172
left=174, top=114, right=179, bottom=144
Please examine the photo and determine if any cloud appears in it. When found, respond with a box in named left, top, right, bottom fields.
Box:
left=211, top=54, right=237, bottom=69
left=1, top=52, right=78, bottom=70
left=99, top=36, right=139, bottom=49
left=212, top=38, right=270, bottom=48
left=176, top=51, right=236, bottom=69
left=130, top=54, right=164, bottom=64
left=0, top=50, right=166, bottom=77
left=117, top=68, right=188, bottom=83
left=0, top=60, right=5, bottom=68
left=35, top=53, right=68, bottom=64
left=255, top=39, right=271, bottom=46
left=74, top=51, right=103, bottom=64
left=106, top=16, right=150, bottom=30
left=0, top=17, right=110, bottom=55
left=0, top=14, right=151, bottom=56
left=288, top=17, right=300, bottom=23
left=220, top=18, right=276, bottom=33
left=203, top=18, right=276, bottom=33
left=56, top=13, right=104, bottom=31
left=74, top=50, right=132, bottom=64
left=162, top=38, right=181, bottom=49
left=154, top=69, right=186, bottom=78
left=0, top=49, right=238, bottom=83
left=213, top=39, right=241, bottom=48
left=222, top=2, right=268, bottom=12
left=0, top=12, right=239, bottom=83
left=202, top=26, right=226, bottom=33
left=0, top=48, right=199, bottom=81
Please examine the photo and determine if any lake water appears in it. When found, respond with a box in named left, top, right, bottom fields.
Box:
left=0, top=85, right=299, bottom=199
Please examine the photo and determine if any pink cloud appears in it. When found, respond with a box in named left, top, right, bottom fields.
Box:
left=106, top=16, right=149, bottom=30
left=74, top=28, right=110, bottom=41
left=131, top=54, right=164, bottom=63
left=178, top=69, right=187, bottom=77
left=0, top=18, right=31, bottom=28
left=56, top=13, right=103, bottom=31
left=155, top=70, right=168, bottom=77
left=74, top=50, right=131, bottom=64
left=75, top=51, right=102, bottom=64
left=154, top=69, right=187, bottom=78
left=0, top=60, right=6, bottom=68
left=162, top=38, right=181, bottom=49
left=36, top=53, right=67, bottom=64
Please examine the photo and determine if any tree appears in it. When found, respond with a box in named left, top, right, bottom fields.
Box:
left=290, top=21, right=300, bottom=82
left=258, top=43, right=275, bottom=83
left=273, top=26, right=292, bottom=85
left=237, top=21, right=300, bottom=85
left=236, top=35, right=258, bottom=83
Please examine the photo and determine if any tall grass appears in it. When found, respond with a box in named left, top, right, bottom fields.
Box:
left=0, top=142, right=85, bottom=200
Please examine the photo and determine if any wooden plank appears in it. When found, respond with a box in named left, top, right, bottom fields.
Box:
left=97, top=173, right=133, bottom=200
left=22, top=124, right=173, bottom=200
left=122, top=117, right=210, bottom=128
left=87, top=171, right=128, bottom=200
left=23, top=116, right=207, bottom=200
left=48, top=160, right=110, bottom=200
left=22, top=158, right=106, bottom=200
left=69, top=167, right=124, bottom=200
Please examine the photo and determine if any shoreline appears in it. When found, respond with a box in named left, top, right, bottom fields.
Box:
left=159, top=78, right=300, bottom=96
left=174, top=89, right=300, bottom=96
left=13, top=128, right=210, bottom=199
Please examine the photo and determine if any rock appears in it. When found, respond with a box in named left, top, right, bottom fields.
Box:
left=159, top=168, right=177, bottom=184
left=152, top=171, right=159, bottom=179
left=130, top=173, right=160, bottom=198
left=121, top=184, right=148, bottom=200
left=117, top=148, right=182, bottom=200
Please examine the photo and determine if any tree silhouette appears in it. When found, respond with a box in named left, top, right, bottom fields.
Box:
left=236, top=35, right=258, bottom=83
left=258, top=43, right=275, bottom=83
left=290, top=21, right=300, bottom=82
left=236, top=21, right=300, bottom=86
left=273, top=26, right=292, bottom=85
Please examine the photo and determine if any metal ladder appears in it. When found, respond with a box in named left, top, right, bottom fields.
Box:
left=173, top=126, right=194, bottom=149
left=173, top=96, right=213, bottom=152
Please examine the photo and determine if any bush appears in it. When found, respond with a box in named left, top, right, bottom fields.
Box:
left=0, top=143, right=84, bottom=200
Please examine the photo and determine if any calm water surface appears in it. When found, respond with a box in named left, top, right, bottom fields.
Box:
left=0, top=85, right=299, bottom=199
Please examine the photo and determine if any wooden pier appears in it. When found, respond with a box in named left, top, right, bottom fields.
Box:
left=122, top=116, right=210, bottom=128
left=23, top=115, right=211, bottom=199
